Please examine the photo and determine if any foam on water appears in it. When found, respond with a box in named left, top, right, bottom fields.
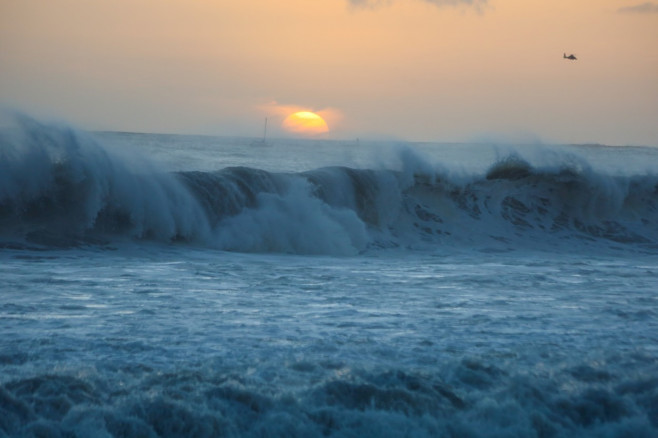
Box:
left=1, top=248, right=657, bottom=437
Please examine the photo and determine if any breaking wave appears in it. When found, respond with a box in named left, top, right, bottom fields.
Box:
left=2, top=115, right=657, bottom=254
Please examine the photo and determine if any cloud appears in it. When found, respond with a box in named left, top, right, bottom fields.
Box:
left=618, top=2, right=658, bottom=13
left=348, top=0, right=389, bottom=7
left=348, top=0, right=487, bottom=10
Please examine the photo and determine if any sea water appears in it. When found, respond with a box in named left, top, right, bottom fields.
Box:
left=1, top=114, right=657, bottom=437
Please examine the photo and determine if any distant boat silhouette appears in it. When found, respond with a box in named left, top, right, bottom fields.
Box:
left=251, top=118, right=270, bottom=147
left=563, top=53, right=577, bottom=60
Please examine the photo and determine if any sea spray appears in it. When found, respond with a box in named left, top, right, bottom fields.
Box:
left=214, top=177, right=369, bottom=255
left=0, top=113, right=212, bottom=246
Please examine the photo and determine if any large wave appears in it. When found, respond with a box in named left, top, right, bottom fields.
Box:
left=1, top=115, right=657, bottom=254
left=0, top=114, right=211, bottom=248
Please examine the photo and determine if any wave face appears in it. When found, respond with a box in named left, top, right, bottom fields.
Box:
left=2, top=115, right=657, bottom=254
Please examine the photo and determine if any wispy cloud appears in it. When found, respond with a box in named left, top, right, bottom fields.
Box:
left=618, top=2, right=658, bottom=14
left=348, top=0, right=487, bottom=10
left=348, top=0, right=389, bottom=7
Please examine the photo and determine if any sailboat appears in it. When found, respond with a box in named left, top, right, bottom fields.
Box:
left=250, top=118, right=270, bottom=147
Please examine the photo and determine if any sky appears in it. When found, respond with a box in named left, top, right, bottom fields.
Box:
left=1, top=0, right=657, bottom=145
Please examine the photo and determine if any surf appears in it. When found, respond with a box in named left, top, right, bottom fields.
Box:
left=2, top=114, right=657, bottom=254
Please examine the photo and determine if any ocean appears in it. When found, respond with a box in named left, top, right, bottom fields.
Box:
left=1, top=114, right=657, bottom=437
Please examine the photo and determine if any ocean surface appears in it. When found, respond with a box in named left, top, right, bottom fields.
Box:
left=1, top=114, right=657, bottom=437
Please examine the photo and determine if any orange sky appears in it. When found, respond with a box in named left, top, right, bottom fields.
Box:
left=1, top=0, right=657, bottom=145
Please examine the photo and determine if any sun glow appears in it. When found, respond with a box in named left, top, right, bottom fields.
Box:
left=282, top=111, right=329, bottom=135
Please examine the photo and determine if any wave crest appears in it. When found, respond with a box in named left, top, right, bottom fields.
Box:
left=0, top=114, right=211, bottom=246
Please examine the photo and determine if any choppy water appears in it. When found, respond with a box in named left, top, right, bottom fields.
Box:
left=1, top=114, right=657, bottom=437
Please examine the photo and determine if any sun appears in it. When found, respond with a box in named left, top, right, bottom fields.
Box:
left=282, top=111, right=329, bottom=135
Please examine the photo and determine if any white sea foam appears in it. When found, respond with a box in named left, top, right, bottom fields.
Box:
left=1, top=248, right=657, bottom=437
left=214, top=178, right=369, bottom=255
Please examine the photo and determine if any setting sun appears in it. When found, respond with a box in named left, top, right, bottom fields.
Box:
left=282, top=111, right=329, bottom=135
